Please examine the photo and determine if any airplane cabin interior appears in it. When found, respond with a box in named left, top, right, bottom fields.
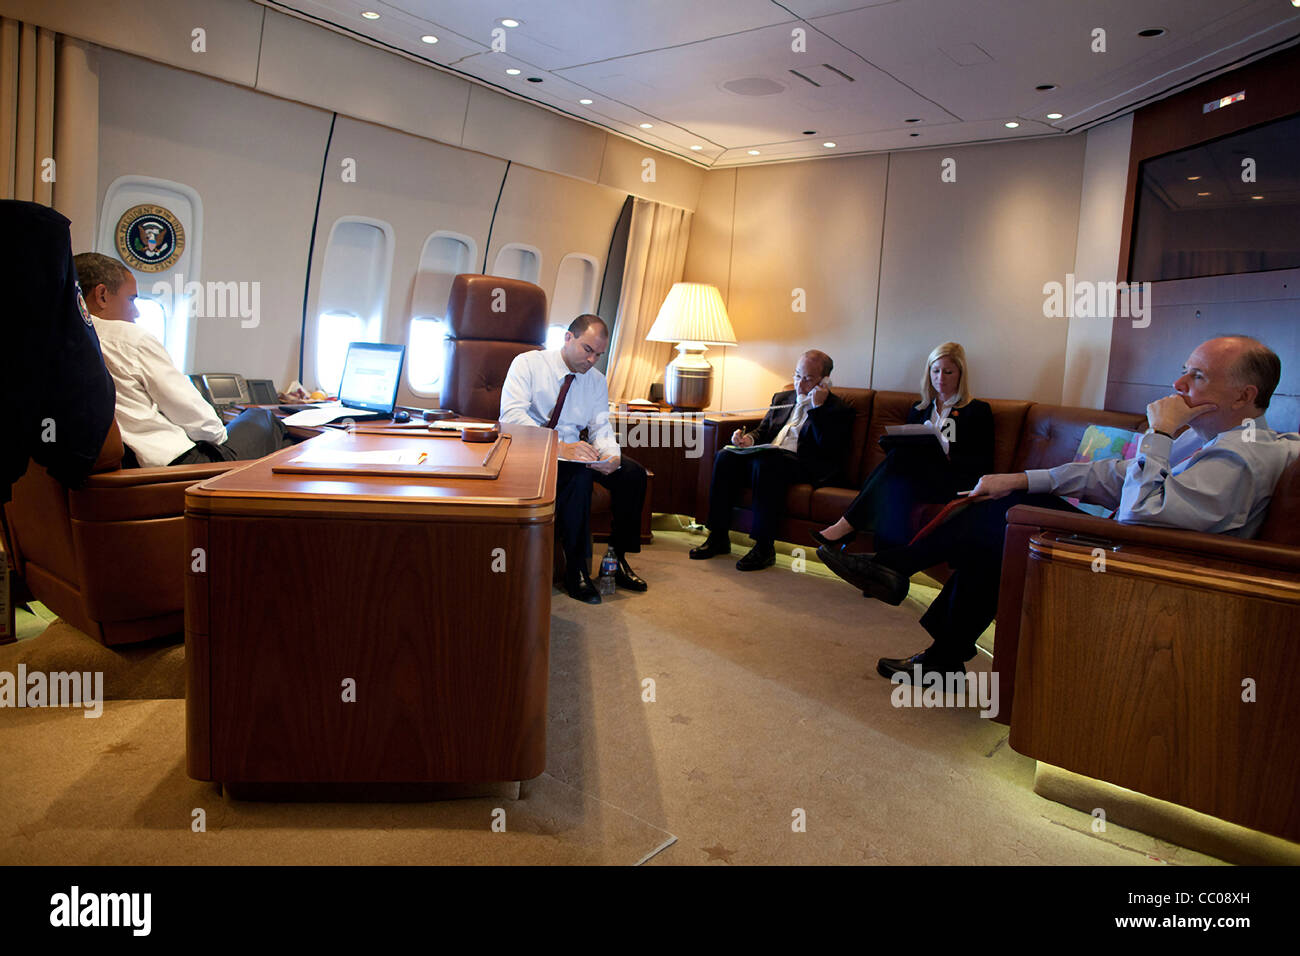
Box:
left=2, top=0, right=1299, bottom=889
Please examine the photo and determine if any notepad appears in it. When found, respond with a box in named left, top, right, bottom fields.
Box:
left=286, top=448, right=427, bottom=466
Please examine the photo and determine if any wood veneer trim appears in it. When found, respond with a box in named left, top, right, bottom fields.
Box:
left=1028, top=539, right=1300, bottom=603
left=184, top=496, right=555, bottom=521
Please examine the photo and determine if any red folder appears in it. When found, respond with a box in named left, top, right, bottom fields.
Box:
left=907, top=494, right=991, bottom=547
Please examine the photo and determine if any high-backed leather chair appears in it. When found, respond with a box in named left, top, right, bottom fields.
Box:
left=439, top=274, right=547, bottom=420
left=2, top=422, right=238, bottom=646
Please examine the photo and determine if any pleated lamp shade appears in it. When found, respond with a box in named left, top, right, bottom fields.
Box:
left=645, top=283, right=737, bottom=346
left=644, top=283, right=737, bottom=409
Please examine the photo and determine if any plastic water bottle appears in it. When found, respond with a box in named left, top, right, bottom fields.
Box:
left=598, top=546, right=618, bottom=596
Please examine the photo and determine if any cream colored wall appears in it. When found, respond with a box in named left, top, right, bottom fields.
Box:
left=95, top=47, right=629, bottom=392
left=5, top=0, right=703, bottom=209
left=484, top=163, right=629, bottom=320
left=306, top=116, right=509, bottom=392
left=686, top=155, right=889, bottom=411
left=875, top=136, right=1085, bottom=403
left=97, top=49, right=333, bottom=386
left=1063, top=114, right=1133, bottom=408
left=688, top=135, right=1092, bottom=410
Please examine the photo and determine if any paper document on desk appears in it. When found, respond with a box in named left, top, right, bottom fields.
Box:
left=287, top=448, right=426, bottom=466
left=430, top=421, right=498, bottom=432
left=280, top=405, right=366, bottom=426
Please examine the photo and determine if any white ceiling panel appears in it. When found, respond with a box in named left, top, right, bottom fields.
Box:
left=389, top=0, right=792, bottom=68
left=259, top=0, right=1300, bottom=167
left=809, top=0, right=1294, bottom=121
left=557, top=22, right=951, bottom=148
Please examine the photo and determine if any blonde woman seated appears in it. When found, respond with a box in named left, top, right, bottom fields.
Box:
left=812, top=342, right=994, bottom=552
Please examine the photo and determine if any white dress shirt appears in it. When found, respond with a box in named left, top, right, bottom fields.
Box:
left=91, top=316, right=227, bottom=467
left=1026, top=417, right=1300, bottom=538
left=499, top=348, right=620, bottom=459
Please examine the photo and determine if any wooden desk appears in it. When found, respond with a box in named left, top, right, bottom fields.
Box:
left=184, top=425, right=557, bottom=790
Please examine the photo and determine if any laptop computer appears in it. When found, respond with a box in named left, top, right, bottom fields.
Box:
left=282, top=342, right=406, bottom=425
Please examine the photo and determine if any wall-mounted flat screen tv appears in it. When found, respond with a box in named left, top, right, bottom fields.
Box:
left=1128, top=111, right=1300, bottom=282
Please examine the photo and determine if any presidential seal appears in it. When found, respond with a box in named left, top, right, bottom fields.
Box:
left=115, top=204, right=185, bottom=272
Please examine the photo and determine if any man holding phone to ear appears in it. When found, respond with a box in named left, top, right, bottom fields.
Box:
left=691, top=349, right=853, bottom=570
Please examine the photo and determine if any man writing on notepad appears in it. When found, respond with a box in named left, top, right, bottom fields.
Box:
left=819, top=336, right=1300, bottom=683
left=690, top=349, right=853, bottom=570
left=499, top=313, right=648, bottom=605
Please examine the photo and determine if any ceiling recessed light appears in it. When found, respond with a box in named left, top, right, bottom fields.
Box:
left=361, top=11, right=380, bottom=19
left=1138, top=28, right=1166, bottom=38
left=1186, top=175, right=1201, bottom=181
left=803, top=130, right=817, bottom=135
left=1251, top=194, right=1264, bottom=199
left=578, top=98, right=593, bottom=105
left=905, top=118, right=921, bottom=123
left=505, top=68, right=521, bottom=75
left=822, top=141, right=836, bottom=148
left=747, top=149, right=760, bottom=155
left=910, top=132, right=920, bottom=137
left=1046, top=112, right=1063, bottom=120
left=526, top=76, right=542, bottom=83
left=1004, top=121, right=1020, bottom=129
left=690, top=145, right=703, bottom=151
left=1035, top=84, right=1056, bottom=91
left=639, top=122, right=653, bottom=129
left=420, top=34, right=438, bottom=44
left=499, top=18, right=521, bottom=28
left=1196, top=191, right=1211, bottom=196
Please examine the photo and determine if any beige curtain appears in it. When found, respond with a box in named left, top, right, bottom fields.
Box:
left=1, top=17, right=56, bottom=205
left=605, top=198, right=693, bottom=403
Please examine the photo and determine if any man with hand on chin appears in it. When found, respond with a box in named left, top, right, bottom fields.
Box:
left=499, top=313, right=647, bottom=605
left=819, top=335, right=1299, bottom=682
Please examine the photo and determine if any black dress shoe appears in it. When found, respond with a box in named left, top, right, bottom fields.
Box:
left=689, top=536, right=731, bottom=559
left=810, top=528, right=857, bottom=550
left=817, top=547, right=909, bottom=605
left=736, top=542, right=776, bottom=571
left=876, top=651, right=966, bottom=682
left=564, top=569, right=602, bottom=604
left=614, top=555, right=647, bottom=591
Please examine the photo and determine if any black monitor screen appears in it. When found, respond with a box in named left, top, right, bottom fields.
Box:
left=1129, top=112, right=1300, bottom=282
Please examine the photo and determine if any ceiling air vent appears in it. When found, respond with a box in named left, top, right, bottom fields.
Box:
left=789, top=64, right=855, bottom=88
left=721, top=76, right=787, bottom=96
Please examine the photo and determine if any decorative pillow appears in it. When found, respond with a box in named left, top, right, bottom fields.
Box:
left=1068, top=424, right=1141, bottom=517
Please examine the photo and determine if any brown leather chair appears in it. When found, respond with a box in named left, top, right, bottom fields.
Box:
left=2, top=421, right=238, bottom=646
left=439, top=274, right=547, bottom=420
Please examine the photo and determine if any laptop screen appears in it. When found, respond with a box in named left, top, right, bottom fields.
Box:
left=338, top=342, right=405, bottom=414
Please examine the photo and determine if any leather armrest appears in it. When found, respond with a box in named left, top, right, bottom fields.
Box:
left=1005, top=505, right=1300, bottom=572
left=69, top=461, right=244, bottom=523
left=81, top=462, right=242, bottom=489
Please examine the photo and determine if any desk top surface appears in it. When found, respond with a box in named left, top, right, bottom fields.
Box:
left=186, top=424, right=557, bottom=520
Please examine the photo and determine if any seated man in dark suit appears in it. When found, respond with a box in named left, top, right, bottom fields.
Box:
left=819, top=335, right=1300, bottom=683
left=691, top=349, right=854, bottom=570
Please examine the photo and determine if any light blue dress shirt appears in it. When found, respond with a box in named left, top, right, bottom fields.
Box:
left=1025, top=416, right=1300, bottom=538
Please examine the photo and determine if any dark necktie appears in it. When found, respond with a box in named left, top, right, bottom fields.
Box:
left=545, top=373, right=576, bottom=429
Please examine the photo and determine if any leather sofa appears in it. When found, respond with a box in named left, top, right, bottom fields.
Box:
left=696, top=388, right=1149, bottom=557
left=2, top=422, right=238, bottom=645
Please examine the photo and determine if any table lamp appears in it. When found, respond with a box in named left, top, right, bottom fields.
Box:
left=645, top=282, right=737, bottom=410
